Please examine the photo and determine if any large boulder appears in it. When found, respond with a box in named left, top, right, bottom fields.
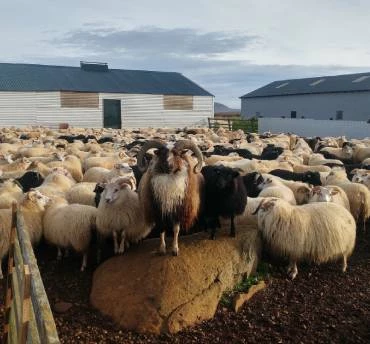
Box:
left=90, top=224, right=261, bottom=334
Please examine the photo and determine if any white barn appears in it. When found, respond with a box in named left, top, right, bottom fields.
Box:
left=241, top=72, right=370, bottom=122
left=0, top=62, right=214, bottom=129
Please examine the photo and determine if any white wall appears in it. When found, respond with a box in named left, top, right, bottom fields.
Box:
left=241, top=91, right=370, bottom=121
left=259, top=117, right=370, bottom=139
left=0, top=91, right=214, bottom=128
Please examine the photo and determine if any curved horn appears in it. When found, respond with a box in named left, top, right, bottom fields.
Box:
left=137, top=140, right=165, bottom=172
left=174, top=140, right=203, bottom=173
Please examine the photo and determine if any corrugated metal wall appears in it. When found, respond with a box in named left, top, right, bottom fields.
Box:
left=0, top=91, right=213, bottom=128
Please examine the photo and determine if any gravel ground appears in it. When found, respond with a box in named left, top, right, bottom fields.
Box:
left=1, top=233, right=369, bottom=344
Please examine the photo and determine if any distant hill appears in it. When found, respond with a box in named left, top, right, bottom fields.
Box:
left=215, top=102, right=240, bottom=113
left=214, top=102, right=240, bottom=115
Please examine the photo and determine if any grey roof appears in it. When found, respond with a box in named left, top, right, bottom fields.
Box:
left=241, top=72, right=370, bottom=98
left=0, top=62, right=213, bottom=96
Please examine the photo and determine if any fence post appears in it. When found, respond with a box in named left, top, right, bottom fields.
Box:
left=3, top=202, right=17, bottom=344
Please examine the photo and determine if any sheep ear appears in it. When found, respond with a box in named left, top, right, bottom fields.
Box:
left=27, top=192, right=36, bottom=201
left=118, top=151, right=127, bottom=159
left=114, top=163, right=121, bottom=169
left=297, top=186, right=310, bottom=194
left=330, top=189, right=339, bottom=195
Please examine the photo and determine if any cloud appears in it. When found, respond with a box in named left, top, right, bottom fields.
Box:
left=54, top=26, right=259, bottom=57
left=46, top=25, right=370, bottom=108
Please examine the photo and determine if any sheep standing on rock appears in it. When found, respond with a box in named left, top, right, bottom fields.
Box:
left=96, top=176, right=151, bottom=258
left=137, top=140, right=204, bottom=256
left=253, top=198, right=356, bottom=279
left=201, top=165, right=247, bottom=239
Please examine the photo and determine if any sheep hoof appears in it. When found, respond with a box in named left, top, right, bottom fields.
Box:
left=229, top=232, right=236, bottom=238
left=158, top=248, right=166, bottom=255
left=209, top=234, right=216, bottom=240
left=172, top=250, right=178, bottom=256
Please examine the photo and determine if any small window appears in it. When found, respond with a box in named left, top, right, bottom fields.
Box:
left=291, top=111, right=297, bottom=118
left=336, top=110, right=343, bottom=120
left=352, top=75, right=370, bottom=83
left=60, top=92, right=99, bottom=108
left=163, top=95, right=193, bottom=110
left=275, top=82, right=289, bottom=89
left=310, top=79, right=325, bottom=86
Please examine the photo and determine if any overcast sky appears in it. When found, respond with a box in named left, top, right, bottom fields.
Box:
left=1, top=0, right=370, bottom=107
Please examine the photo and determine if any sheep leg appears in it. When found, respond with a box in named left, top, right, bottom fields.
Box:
left=64, top=248, right=70, bottom=258
left=342, top=255, right=348, bottom=272
left=172, top=224, right=180, bottom=256
left=159, top=231, right=166, bottom=255
left=118, top=231, right=126, bottom=255
left=57, top=247, right=63, bottom=261
left=230, top=215, right=236, bottom=237
left=80, top=253, right=88, bottom=272
left=287, top=261, right=298, bottom=280
left=0, top=262, right=3, bottom=279
left=113, top=231, right=119, bottom=254
left=209, top=217, right=218, bottom=240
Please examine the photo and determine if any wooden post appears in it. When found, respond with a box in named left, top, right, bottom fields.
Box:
left=3, top=203, right=17, bottom=344
left=20, top=265, right=31, bottom=344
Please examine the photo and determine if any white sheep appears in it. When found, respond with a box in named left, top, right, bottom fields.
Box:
left=254, top=198, right=356, bottom=279
left=257, top=176, right=296, bottom=205
left=83, top=163, right=133, bottom=183
left=66, top=182, right=96, bottom=206
left=96, top=176, right=151, bottom=257
left=19, top=190, right=50, bottom=245
left=0, top=180, right=23, bottom=209
left=43, top=197, right=97, bottom=271
left=0, top=207, right=12, bottom=279
left=47, top=154, right=83, bottom=182
left=326, top=170, right=370, bottom=230
left=35, top=169, right=75, bottom=199
left=308, top=185, right=351, bottom=211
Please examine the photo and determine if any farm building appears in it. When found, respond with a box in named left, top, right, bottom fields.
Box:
left=241, top=72, right=370, bottom=122
left=0, top=62, right=214, bottom=128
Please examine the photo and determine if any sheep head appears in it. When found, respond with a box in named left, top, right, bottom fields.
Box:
left=102, top=176, right=136, bottom=204
left=137, top=140, right=203, bottom=174
left=25, top=190, right=50, bottom=208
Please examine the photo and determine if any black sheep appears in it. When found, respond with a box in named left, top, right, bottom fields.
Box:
left=259, top=145, right=284, bottom=160
left=242, top=172, right=264, bottom=198
left=320, top=151, right=354, bottom=164
left=15, top=171, right=44, bottom=192
left=97, top=137, right=114, bottom=144
left=201, top=165, right=247, bottom=240
left=268, top=169, right=321, bottom=186
left=93, top=183, right=105, bottom=207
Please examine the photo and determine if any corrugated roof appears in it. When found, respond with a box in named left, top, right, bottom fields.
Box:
left=241, top=72, right=370, bottom=98
left=0, top=62, right=213, bottom=96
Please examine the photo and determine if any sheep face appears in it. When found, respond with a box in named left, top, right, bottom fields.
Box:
left=114, top=163, right=133, bottom=175
left=202, top=166, right=239, bottom=192
left=102, top=177, right=135, bottom=204
left=243, top=172, right=263, bottom=197
left=153, top=146, right=186, bottom=175
left=26, top=190, right=50, bottom=208
left=309, top=186, right=339, bottom=203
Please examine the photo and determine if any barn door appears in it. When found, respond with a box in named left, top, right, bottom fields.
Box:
left=103, top=99, right=121, bottom=129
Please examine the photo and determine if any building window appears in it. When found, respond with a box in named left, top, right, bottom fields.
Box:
left=60, top=91, right=99, bottom=108
left=275, top=82, right=289, bottom=89
left=291, top=111, right=297, bottom=118
left=352, top=75, right=370, bottom=83
left=336, top=110, right=343, bottom=120
left=310, top=78, right=325, bottom=86
left=163, top=95, right=193, bottom=110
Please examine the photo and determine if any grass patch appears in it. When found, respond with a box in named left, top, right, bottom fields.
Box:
left=219, top=262, right=270, bottom=308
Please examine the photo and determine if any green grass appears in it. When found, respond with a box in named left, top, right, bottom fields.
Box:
left=219, top=262, right=269, bottom=308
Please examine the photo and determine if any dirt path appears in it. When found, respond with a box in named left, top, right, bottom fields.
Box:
left=1, top=235, right=369, bottom=344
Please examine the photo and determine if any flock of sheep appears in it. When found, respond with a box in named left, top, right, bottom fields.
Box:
left=0, top=126, right=369, bottom=281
